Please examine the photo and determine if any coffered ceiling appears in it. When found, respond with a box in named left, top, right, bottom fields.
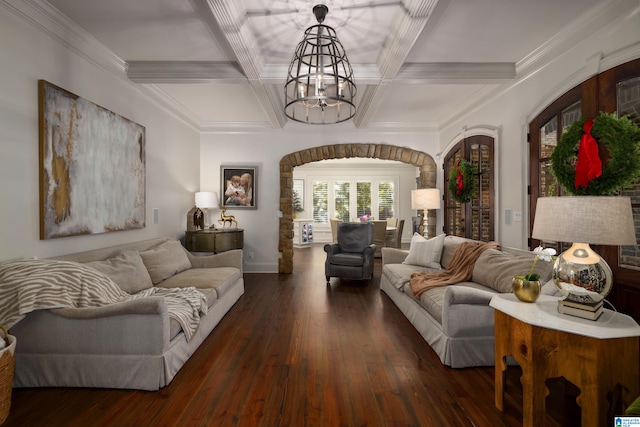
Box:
left=42, top=0, right=605, bottom=130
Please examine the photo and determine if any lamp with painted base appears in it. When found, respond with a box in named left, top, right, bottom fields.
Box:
left=194, top=191, right=218, bottom=230
left=531, top=196, right=636, bottom=319
left=411, top=188, right=441, bottom=237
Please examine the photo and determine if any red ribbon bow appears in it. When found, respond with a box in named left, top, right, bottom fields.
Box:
left=456, top=160, right=464, bottom=195
left=574, top=119, right=602, bottom=189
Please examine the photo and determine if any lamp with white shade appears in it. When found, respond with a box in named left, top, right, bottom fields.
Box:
left=531, top=196, right=636, bottom=312
left=194, top=191, right=218, bottom=230
left=411, top=188, right=441, bottom=237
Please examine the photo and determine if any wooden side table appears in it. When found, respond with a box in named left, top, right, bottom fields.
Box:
left=490, top=294, right=640, bottom=427
left=184, top=229, right=243, bottom=253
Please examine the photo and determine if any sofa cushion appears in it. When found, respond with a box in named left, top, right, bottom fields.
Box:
left=407, top=281, right=496, bottom=325
left=86, top=250, right=153, bottom=294
left=471, top=248, right=553, bottom=293
left=157, top=267, right=241, bottom=302
left=402, top=233, right=445, bottom=269
left=440, top=235, right=478, bottom=269
left=139, top=240, right=192, bottom=284
left=384, top=263, right=438, bottom=290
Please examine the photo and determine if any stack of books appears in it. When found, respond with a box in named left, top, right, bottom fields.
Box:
left=557, top=299, right=604, bottom=320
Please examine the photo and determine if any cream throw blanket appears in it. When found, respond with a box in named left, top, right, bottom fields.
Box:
left=409, top=241, right=499, bottom=299
left=0, top=259, right=207, bottom=340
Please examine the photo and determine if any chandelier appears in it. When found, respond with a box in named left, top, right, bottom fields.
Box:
left=284, top=4, right=356, bottom=125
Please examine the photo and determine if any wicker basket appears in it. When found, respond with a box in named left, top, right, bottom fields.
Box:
left=0, top=326, right=15, bottom=425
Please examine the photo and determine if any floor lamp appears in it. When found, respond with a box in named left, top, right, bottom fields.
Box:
left=411, top=188, right=441, bottom=237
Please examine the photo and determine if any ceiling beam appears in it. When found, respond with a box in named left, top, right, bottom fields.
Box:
left=354, top=0, right=439, bottom=128
left=199, top=0, right=285, bottom=128
left=126, top=61, right=514, bottom=85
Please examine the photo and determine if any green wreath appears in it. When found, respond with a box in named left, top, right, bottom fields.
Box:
left=448, top=158, right=476, bottom=203
left=550, top=112, right=640, bottom=195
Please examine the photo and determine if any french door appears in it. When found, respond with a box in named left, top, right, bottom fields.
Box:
left=443, top=135, right=494, bottom=241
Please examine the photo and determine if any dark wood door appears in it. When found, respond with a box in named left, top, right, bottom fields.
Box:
left=443, top=135, right=494, bottom=241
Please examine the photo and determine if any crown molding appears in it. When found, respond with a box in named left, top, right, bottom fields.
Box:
left=140, top=85, right=202, bottom=131
left=1, top=0, right=126, bottom=76
left=396, top=63, right=515, bottom=84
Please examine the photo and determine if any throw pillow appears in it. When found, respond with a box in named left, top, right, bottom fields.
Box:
left=86, top=249, right=153, bottom=294
left=402, top=233, right=445, bottom=269
left=139, top=240, right=192, bottom=284
left=471, top=249, right=553, bottom=293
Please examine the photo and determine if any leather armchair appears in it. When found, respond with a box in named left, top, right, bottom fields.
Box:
left=323, top=222, right=375, bottom=285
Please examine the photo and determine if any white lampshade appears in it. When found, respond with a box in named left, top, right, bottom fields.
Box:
left=411, top=188, right=441, bottom=210
left=195, top=192, right=218, bottom=209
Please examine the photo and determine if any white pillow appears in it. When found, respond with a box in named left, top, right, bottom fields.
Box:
left=402, top=233, right=445, bottom=269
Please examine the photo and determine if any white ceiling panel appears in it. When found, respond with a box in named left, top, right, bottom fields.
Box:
left=158, top=83, right=271, bottom=123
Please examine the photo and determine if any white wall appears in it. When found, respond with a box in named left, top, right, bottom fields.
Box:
left=0, top=7, right=200, bottom=261
left=200, top=129, right=440, bottom=272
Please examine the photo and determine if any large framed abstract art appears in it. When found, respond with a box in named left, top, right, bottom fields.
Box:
left=38, top=80, right=146, bottom=239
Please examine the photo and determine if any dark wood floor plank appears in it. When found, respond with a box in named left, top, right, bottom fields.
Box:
left=4, top=244, right=583, bottom=427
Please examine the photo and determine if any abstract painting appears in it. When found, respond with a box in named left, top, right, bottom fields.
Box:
left=39, top=80, right=146, bottom=239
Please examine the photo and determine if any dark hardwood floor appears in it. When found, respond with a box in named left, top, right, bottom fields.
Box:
left=4, top=245, right=582, bottom=426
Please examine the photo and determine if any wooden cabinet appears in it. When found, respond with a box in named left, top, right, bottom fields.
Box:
left=184, top=229, right=243, bottom=253
left=293, top=219, right=313, bottom=248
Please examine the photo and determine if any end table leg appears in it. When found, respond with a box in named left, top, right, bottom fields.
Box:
left=495, top=355, right=506, bottom=411
left=521, top=366, right=548, bottom=427
left=494, top=310, right=508, bottom=411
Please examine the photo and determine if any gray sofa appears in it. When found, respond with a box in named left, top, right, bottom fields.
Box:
left=8, top=237, right=244, bottom=390
left=380, top=235, right=554, bottom=368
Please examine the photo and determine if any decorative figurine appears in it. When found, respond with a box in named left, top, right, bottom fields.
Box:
left=193, top=208, right=205, bottom=230
left=218, top=206, right=238, bottom=228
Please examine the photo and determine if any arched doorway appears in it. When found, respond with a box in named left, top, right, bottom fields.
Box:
left=278, top=143, right=437, bottom=273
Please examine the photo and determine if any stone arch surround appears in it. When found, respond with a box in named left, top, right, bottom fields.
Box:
left=278, top=143, right=437, bottom=273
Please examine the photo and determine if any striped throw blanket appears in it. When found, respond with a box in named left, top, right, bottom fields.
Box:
left=0, top=259, right=207, bottom=341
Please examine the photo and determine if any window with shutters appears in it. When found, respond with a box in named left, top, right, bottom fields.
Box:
left=309, top=177, right=397, bottom=223
left=312, top=181, right=328, bottom=223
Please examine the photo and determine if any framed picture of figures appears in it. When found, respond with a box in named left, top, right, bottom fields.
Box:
left=220, top=165, right=257, bottom=209
left=38, top=80, right=146, bottom=239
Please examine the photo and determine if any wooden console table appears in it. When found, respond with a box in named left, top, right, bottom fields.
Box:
left=184, top=229, right=243, bottom=253
left=490, top=294, right=640, bottom=427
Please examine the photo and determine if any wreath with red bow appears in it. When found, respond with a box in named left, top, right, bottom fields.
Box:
left=448, top=158, right=476, bottom=203
left=550, top=112, right=640, bottom=195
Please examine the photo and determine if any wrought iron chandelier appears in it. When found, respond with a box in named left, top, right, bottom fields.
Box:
left=284, top=4, right=356, bottom=125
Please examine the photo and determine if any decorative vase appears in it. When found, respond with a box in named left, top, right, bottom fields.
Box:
left=512, top=277, right=541, bottom=303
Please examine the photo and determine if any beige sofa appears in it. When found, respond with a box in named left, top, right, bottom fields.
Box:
left=380, top=235, right=554, bottom=368
left=7, top=237, right=244, bottom=390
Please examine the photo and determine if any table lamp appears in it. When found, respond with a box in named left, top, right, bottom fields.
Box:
left=531, top=196, right=636, bottom=308
left=411, top=188, right=441, bottom=237
left=195, top=191, right=218, bottom=230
